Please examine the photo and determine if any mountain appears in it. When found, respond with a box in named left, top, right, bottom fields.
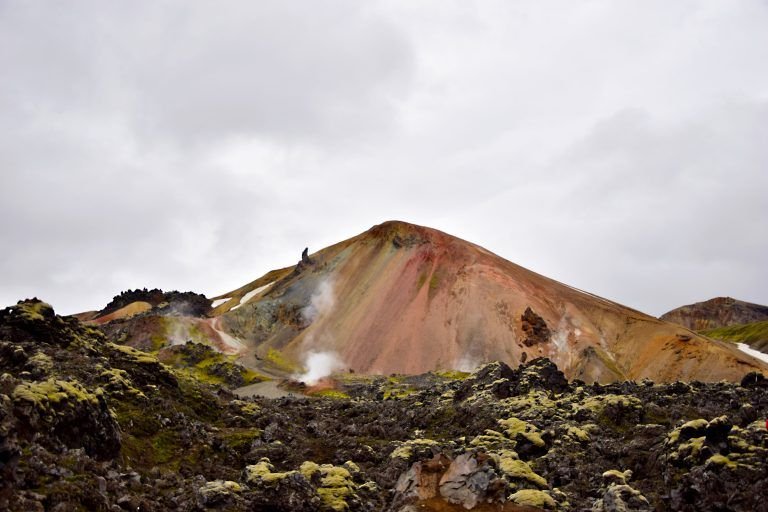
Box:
left=660, top=297, right=768, bottom=331
left=212, top=221, right=766, bottom=382
left=84, top=221, right=767, bottom=383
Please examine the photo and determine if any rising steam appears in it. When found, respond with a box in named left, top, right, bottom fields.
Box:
left=454, top=354, right=480, bottom=372
left=302, top=279, right=336, bottom=324
left=294, top=278, right=346, bottom=383
left=294, top=350, right=345, bottom=385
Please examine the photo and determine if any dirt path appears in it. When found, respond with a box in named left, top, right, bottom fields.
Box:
left=233, top=380, right=297, bottom=399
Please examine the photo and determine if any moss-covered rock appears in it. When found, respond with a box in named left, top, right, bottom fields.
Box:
left=12, top=378, right=120, bottom=459
left=509, top=489, right=557, bottom=509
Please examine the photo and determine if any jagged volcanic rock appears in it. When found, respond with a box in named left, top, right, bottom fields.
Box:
left=1, top=299, right=768, bottom=511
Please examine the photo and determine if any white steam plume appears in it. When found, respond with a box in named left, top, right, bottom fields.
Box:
left=302, top=278, right=335, bottom=324
left=294, top=350, right=345, bottom=385
left=454, top=354, right=480, bottom=372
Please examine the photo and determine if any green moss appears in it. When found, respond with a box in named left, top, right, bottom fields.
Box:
left=310, top=389, right=350, bottom=399
left=317, top=464, right=356, bottom=511
left=151, top=431, right=181, bottom=464
left=199, top=480, right=242, bottom=496
left=265, top=348, right=301, bottom=373
left=433, top=369, right=471, bottom=380
left=15, top=300, right=53, bottom=321
left=390, top=438, right=439, bottom=459
left=231, top=399, right=260, bottom=417
left=300, top=461, right=321, bottom=479
left=578, top=394, right=643, bottom=427
left=673, top=436, right=706, bottom=464
left=27, top=352, right=53, bottom=373
left=157, top=346, right=268, bottom=388
left=498, top=417, right=545, bottom=448
left=317, top=487, right=351, bottom=511
left=502, top=390, right=558, bottom=413
left=13, top=378, right=99, bottom=410
left=702, top=320, right=768, bottom=348
left=509, top=489, right=557, bottom=509
left=110, top=343, right=160, bottom=364
left=320, top=466, right=352, bottom=487
left=382, top=377, right=416, bottom=400
left=149, top=334, right=166, bottom=351
left=97, top=367, right=147, bottom=399
left=602, top=469, right=630, bottom=485
left=495, top=451, right=547, bottom=488
left=469, top=429, right=512, bottom=449
left=222, top=429, right=261, bottom=453
left=706, top=454, right=738, bottom=469
left=244, top=459, right=297, bottom=485
left=668, top=418, right=709, bottom=443
left=566, top=426, right=590, bottom=443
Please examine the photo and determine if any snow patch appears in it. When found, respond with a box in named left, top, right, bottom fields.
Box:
left=211, top=297, right=230, bottom=308
left=231, top=282, right=274, bottom=310
left=736, top=343, right=768, bottom=365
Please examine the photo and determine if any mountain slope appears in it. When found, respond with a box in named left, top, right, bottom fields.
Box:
left=214, top=221, right=766, bottom=383
left=660, top=297, right=768, bottom=331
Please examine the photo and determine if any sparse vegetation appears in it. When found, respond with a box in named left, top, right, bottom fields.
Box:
left=702, top=320, right=768, bottom=351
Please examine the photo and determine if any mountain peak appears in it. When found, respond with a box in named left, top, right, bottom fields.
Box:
left=661, top=297, right=768, bottom=331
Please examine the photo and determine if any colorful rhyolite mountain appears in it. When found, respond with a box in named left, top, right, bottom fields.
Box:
left=86, top=221, right=767, bottom=383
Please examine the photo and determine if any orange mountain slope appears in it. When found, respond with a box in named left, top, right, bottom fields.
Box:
left=213, top=221, right=766, bottom=383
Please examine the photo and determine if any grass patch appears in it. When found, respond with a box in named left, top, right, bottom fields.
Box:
left=308, top=389, right=350, bottom=399
left=433, top=369, right=471, bottom=380
left=702, top=320, right=768, bottom=351
left=265, top=348, right=301, bottom=373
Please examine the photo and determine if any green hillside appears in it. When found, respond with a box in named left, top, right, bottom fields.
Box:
left=702, top=320, right=768, bottom=352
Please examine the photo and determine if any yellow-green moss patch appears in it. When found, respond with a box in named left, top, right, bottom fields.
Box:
left=509, top=489, right=557, bottom=509
left=498, top=417, right=545, bottom=448
left=495, top=452, right=547, bottom=489
left=390, top=438, right=439, bottom=459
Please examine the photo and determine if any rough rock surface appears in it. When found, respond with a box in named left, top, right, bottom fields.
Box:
left=1, top=299, right=768, bottom=511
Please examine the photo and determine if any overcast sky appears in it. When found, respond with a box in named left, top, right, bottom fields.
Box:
left=1, top=0, right=767, bottom=317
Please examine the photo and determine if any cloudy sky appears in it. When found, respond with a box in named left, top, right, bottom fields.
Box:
left=1, top=0, right=767, bottom=316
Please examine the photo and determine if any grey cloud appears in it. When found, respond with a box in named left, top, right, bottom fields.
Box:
left=1, top=1, right=767, bottom=318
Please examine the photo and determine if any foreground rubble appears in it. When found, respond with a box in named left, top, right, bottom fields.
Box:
left=1, top=299, right=767, bottom=511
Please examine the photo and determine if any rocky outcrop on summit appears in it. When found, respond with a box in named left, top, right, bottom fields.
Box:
left=661, top=297, right=768, bottom=331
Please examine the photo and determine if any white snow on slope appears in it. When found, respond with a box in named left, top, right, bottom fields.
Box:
left=211, top=297, right=230, bottom=308
left=232, top=282, right=274, bottom=311
left=737, top=343, right=768, bottom=365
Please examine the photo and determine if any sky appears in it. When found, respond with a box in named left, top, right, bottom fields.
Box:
left=1, top=0, right=767, bottom=317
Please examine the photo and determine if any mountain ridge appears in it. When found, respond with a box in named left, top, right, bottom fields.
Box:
left=660, top=296, right=768, bottom=331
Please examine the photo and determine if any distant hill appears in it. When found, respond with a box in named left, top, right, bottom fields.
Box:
left=660, top=297, right=768, bottom=331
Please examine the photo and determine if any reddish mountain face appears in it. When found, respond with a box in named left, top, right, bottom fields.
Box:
left=211, top=221, right=766, bottom=383
left=660, top=297, right=768, bottom=331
